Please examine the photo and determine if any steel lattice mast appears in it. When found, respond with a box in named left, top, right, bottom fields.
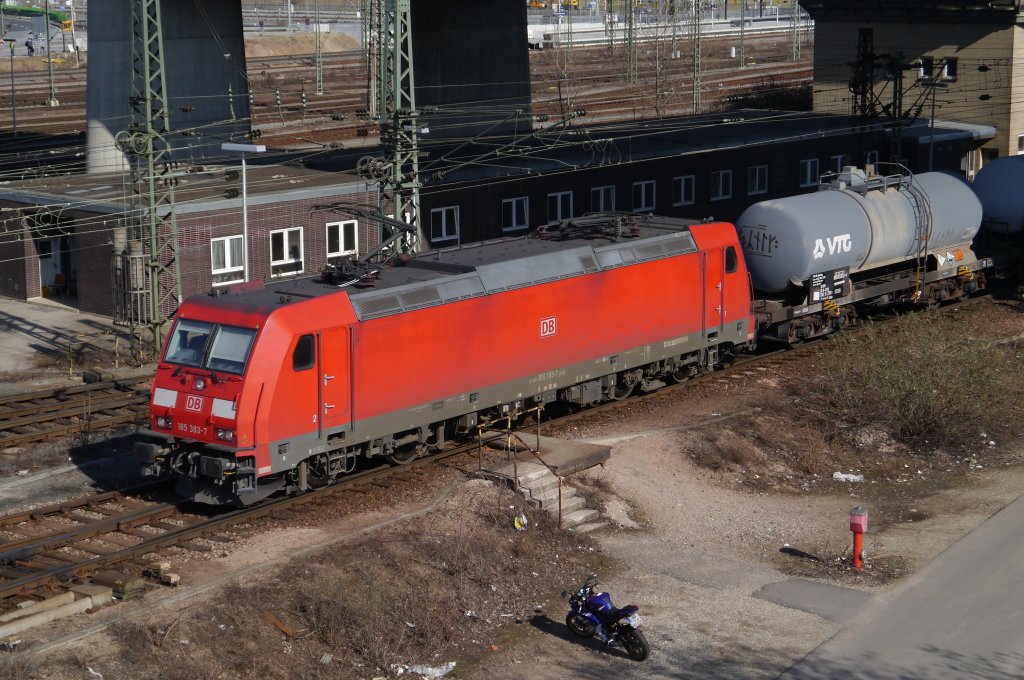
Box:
left=377, top=0, right=422, bottom=251
left=120, top=0, right=181, bottom=351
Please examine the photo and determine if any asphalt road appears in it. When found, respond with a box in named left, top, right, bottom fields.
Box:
left=780, top=491, right=1024, bottom=680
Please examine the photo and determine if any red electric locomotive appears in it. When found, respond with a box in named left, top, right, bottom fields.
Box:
left=135, top=214, right=754, bottom=504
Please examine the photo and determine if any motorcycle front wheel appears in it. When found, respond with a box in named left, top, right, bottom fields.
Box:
left=565, top=613, right=596, bottom=638
left=619, top=627, right=650, bottom=661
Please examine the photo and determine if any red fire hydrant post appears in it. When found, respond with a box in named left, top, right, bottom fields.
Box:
left=850, top=506, right=868, bottom=570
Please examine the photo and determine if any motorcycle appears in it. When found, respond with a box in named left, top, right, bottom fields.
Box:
left=563, top=575, right=650, bottom=661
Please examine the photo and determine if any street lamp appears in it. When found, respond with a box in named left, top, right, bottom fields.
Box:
left=221, top=142, right=267, bottom=283
left=9, top=41, right=16, bottom=138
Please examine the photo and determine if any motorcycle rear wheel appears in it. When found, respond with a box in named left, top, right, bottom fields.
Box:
left=566, top=613, right=596, bottom=638
left=619, top=627, right=650, bottom=661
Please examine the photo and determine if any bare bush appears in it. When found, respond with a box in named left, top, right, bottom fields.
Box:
left=111, top=619, right=156, bottom=665
left=813, top=313, right=1024, bottom=448
left=0, top=653, right=37, bottom=680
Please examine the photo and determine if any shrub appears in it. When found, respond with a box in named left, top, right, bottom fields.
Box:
left=814, top=312, right=1023, bottom=448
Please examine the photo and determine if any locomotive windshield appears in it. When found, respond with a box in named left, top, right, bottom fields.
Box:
left=164, top=319, right=257, bottom=375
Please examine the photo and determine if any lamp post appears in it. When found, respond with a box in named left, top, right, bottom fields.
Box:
left=43, top=0, right=58, bottom=106
left=9, top=41, right=16, bottom=138
left=221, top=142, right=267, bottom=283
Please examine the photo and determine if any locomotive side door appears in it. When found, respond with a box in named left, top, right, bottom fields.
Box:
left=703, top=248, right=725, bottom=336
left=317, top=327, right=351, bottom=435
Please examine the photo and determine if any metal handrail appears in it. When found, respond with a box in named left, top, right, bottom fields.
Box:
left=476, top=406, right=568, bottom=529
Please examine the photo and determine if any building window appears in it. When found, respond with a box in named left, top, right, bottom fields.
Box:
left=1018, top=135, right=1024, bottom=154
left=502, top=197, right=529, bottom=231
left=943, top=57, right=958, bottom=80
left=799, top=158, right=820, bottom=187
left=211, top=234, right=244, bottom=286
left=591, top=186, right=615, bottom=212
left=547, top=191, right=573, bottom=223
left=710, top=170, right=732, bottom=201
left=831, top=154, right=846, bottom=174
left=326, top=220, right=358, bottom=261
left=747, top=165, right=768, bottom=195
left=920, top=56, right=935, bottom=79
left=430, top=206, right=460, bottom=243
left=270, top=227, right=303, bottom=278
left=865, top=150, right=879, bottom=166
left=632, top=180, right=656, bottom=212
left=672, top=175, right=695, bottom=206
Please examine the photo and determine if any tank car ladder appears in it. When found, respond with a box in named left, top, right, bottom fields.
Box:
left=903, top=175, right=932, bottom=302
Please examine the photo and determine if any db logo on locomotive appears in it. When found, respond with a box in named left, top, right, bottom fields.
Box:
left=540, top=316, right=557, bottom=338
left=185, top=394, right=204, bottom=413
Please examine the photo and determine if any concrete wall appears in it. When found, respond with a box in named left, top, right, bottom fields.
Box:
left=812, top=19, right=1019, bottom=157
left=412, top=0, right=532, bottom=140
left=86, top=0, right=252, bottom=173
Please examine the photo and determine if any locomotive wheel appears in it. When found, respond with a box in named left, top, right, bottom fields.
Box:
left=610, top=378, right=635, bottom=400
left=387, top=443, right=425, bottom=465
left=669, top=366, right=691, bottom=384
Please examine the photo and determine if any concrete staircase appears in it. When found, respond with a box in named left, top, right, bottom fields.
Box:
left=500, top=462, right=607, bottom=533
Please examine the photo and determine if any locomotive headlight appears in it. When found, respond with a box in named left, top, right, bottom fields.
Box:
left=157, top=416, right=172, bottom=429
left=194, top=378, right=206, bottom=390
left=215, top=428, right=235, bottom=441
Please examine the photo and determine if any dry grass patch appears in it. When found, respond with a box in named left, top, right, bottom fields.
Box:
left=811, top=312, right=1024, bottom=451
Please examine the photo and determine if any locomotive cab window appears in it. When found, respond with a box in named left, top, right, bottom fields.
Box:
left=725, top=246, right=738, bottom=274
left=164, top=319, right=256, bottom=375
left=293, top=334, right=316, bottom=371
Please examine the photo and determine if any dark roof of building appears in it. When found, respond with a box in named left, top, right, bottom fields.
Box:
left=0, top=162, right=368, bottom=216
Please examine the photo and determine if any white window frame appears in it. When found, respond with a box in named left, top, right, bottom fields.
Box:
left=211, top=234, right=245, bottom=286
left=746, top=165, right=768, bottom=196
left=942, top=57, right=958, bottom=81
left=710, top=170, right=732, bottom=201
left=326, top=219, right=358, bottom=260
left=591, top=185, right=615, bottom=212
left=430, top=206, right=460, bottom=243
left=672, top=175, right=695, bottom=206
left=547, top=191, right=573, bottom=224
left=799, top=158, right=820, bottom=188
left=502, top=197, right=529, bottom=232
left=1018, top=135, right=1024, bottom=155
left=831, top=154, right=846, bottom=174
left=632, top=180, right=656, bottom=212
left=270, top=227, right=304, bottom=278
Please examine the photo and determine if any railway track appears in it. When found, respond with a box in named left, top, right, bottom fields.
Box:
left=0, top=34, right=810, bottom=152
left=0, top=377, right=150, bottom=448
left=0, top=442, right=465, bottom=604
left=0, top=294, right=996, bottom=617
